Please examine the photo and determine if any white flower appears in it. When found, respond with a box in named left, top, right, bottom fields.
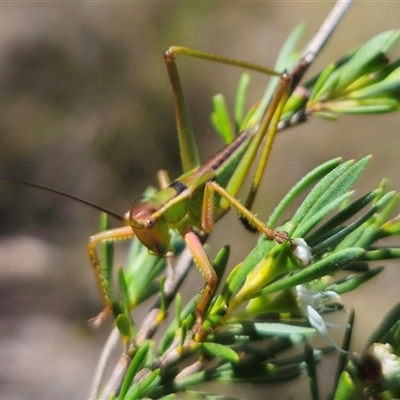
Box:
left=296, top=284, right=341, bottom=313
left=360, top=343, right=400, bottom=382
left=296, top=284, right=348, bottom=353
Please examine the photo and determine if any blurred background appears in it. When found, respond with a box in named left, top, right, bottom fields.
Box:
left=0, top=2, right=399, bottom=398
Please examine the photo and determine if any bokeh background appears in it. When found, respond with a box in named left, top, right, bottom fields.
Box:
left=0, top=2, right=399, bottom=399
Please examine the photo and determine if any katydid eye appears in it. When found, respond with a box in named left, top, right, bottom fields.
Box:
left=123, top=211, right=145, bottom=229
left=145, top=217, right=156, bottom=228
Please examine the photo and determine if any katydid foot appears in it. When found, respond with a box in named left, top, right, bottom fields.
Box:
left=87, top=308, right=112, bottom=329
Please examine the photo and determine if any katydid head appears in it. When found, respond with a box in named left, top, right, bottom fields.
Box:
left=124, top=202, right=172, bottom=256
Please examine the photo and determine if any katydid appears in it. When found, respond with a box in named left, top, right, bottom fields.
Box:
left=0, top=48, right=294, bottom=333
left=86, top=48, right=293, bottom=331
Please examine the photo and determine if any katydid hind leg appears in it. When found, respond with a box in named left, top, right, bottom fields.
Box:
left=164, top=49, right=200, bottom=174
left=241, top=73, right=292, bottom=217
left=199, top=75, right=293, bottom=243
left=220, top=73, right=292, bottom=226
left=164, top=46, right=281, bottom=175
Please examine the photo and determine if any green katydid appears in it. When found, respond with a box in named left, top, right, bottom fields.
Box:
left=0, top=48, right=295, bottom=333
left=86, top=48, right=294, bottom=332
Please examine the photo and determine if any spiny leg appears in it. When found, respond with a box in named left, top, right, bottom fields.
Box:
left=163, top=46, right=281, bottom=174
left=87, top=225, right=134, bottom=328
left=201, top=74, right=292, bottom=241
left=242, top=72, right=292, bottom=213
left=201, top=180, right=289, bottom=244
left=221, top=73, right=292, bottom=213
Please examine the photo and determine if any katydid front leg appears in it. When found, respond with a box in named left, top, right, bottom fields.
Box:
left=87, top=226, right=134, bottom=328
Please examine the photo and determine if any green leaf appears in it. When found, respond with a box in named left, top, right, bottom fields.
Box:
left=158, top=298, right=197, bottom=355
left=125, top=239, right=167, bottom=306
left=313, top=110, right=338, bottom=120
left=134, top=369, right=161, bottom=400
left=333, top=371, right=356, bottom=400
left=306, top=52, right=355, bottom=102
left=221, top=157, right=375, bottom=313
left=202, top=342, right=239, bottom=364
left=333, top=310, right=355, bottom=392
left=119, top=341, right=151, bottom=399
left=118, top=267, right=131, bottom=316
left=275, top=22, right=306, bottom=72
left=306, top=189, right=381, bottom=244
left=311, top=192, right=390, bottom=256
left=335, top=191, right=397, bottom=250
left=249, top=22, right=305, bottom=126
left=157, top=395, right=175, bottom=400
left=213, top=245, right=230, bottom=289
left=373, top=191, right=400, bottom=227
left=349, top=67, right=400, bottom=99
left=293, top=156, right=371, bottom=236
left=335, top=30, right=400, bottom=93
left=116, top=314, right=133, bottom=338
left=260, top=248, right=364, bottom=295
left=294, top=192, right=352, bottom=239
left=234, top=73, right=251, bottom=130
left=309, top=63, right=336, bottom=102
left=364, top=247, right=400, bottom=261
left=365, top=301, right=400, bottom=348
left=99, top=212, right=114, bottom=282
left=281, top=90, right=308, bottom=121
left=325, top=97, right=399, bottom=114
left=327, top=266, right=384, bottom=294
left=254, top=322, right=316, bottom=337
left=381, top=29, right=400, bottom=53
left=269, top=158, right=342, bottom=227
left=304, top=343, right=319, bottom=400
left=289, top=160, right=354, bottom=230
left=211, top=94, right=235, bottom=144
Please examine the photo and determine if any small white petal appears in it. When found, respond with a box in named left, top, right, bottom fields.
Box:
left=307, top=306, right=347, bottom=353
left=370, top=343, right=400, bottom=381
left=306, top=305, right=327, bottom=333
